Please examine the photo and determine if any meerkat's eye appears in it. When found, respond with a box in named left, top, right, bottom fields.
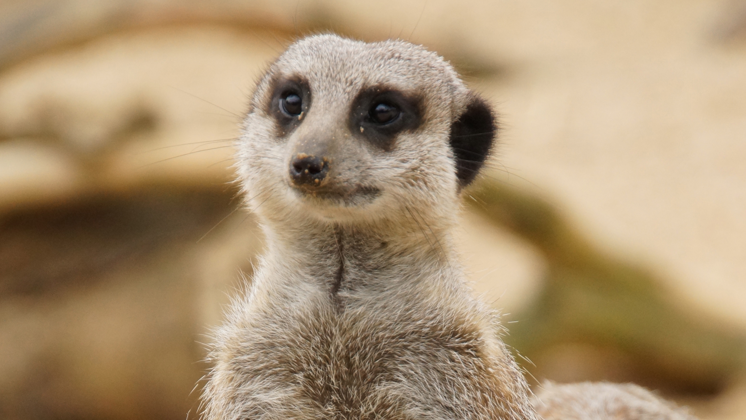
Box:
left=280, top=92, right=303, bottom=117
left=350, top=87, right=421, bottom=150
left=369, top=102, right=400, bottom=125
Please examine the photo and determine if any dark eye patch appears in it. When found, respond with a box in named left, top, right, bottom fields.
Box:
left=268, top=76, right=311, bottom=136
left=349, top=86, right=422, bottom=151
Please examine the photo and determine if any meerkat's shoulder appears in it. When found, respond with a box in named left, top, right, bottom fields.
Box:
left=533, top=382, right=697, bottom=420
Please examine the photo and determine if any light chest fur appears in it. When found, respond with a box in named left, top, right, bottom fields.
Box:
left=206, top=217, right=536, bottom=419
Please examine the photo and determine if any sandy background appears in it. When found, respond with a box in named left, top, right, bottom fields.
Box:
left=0, top=1, right=745, bottom=419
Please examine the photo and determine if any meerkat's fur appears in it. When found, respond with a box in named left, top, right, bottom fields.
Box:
left=533, top=382, right=697, bottom=420
left=201, top=34, right=697, bottom=420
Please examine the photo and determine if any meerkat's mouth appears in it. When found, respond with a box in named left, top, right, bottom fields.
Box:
left=290, top=184, right=381, bottom=207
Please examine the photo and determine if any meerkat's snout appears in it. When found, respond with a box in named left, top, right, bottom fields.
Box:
left=289, top=154, right=329, bottom=187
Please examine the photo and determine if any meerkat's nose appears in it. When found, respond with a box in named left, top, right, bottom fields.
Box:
left=289, top=154, right=329, bottom=187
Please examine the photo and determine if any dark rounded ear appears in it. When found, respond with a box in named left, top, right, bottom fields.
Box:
left=449, top=93, right=497, bottom=188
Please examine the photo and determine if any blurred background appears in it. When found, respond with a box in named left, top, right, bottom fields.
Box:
left=1, top=0, right=745, bottom=419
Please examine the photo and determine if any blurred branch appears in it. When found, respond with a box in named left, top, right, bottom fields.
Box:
left=467, top=178, right=746, bottom=394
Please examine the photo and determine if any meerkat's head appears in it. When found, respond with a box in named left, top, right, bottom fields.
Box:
left=236, top=34, right=496, bottom=226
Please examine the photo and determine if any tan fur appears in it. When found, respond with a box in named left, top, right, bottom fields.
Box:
left=533, top=382, right=697, bottom=420
left=200, top=34, right=697, bottom=420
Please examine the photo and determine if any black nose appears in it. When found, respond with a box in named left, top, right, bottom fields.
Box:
left=289, top=154, right=329, bottom=186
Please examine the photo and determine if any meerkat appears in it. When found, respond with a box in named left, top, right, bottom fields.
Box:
left=201, top=34, right=696, bottom=420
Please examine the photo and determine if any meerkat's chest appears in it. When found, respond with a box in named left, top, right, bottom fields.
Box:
left=232, top=296, right=486, bottom=419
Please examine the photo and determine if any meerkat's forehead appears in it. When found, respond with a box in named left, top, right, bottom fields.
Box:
left=264, top=35, right=467, bottom=107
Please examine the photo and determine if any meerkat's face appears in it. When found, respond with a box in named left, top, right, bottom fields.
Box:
left=236, top=35, right=496, bottom=225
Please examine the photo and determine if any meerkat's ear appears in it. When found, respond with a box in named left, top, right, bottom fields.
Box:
left=449, top=93, right=497, bottom=188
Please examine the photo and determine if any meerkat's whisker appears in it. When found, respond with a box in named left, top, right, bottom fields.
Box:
left=167, top=85, right=243, bottom=119
left=412, top=204, right=448, bottom=259
left=139, top=145, right=235, bottom=167
left=405, top=205, right=435, bottom=251
left=408, top=0, right=429, bottom=41
left=451, top=130, right=498, bottom=139
left=136, top=138, right=237, bottom=155
left=206, top=158, right=236, bottom=169
left=196, top=206, right=241, bottom=243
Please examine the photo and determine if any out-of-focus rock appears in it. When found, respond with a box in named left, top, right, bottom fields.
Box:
left=0, top=26, right=279, bottom=211
left=0, top=185, right=260, bottom=420
left=469, top=179, right=746, bottom=394
left=0, top=141, right=81, bottom=209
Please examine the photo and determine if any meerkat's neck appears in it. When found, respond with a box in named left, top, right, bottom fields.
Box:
left=257, top=210, right=463, bottom=305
